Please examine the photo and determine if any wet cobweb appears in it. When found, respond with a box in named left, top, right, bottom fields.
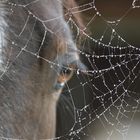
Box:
left=1, top=0, right=140, bottom=140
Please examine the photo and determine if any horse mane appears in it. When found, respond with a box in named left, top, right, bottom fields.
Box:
left=0, top=4, right=7, bottom=71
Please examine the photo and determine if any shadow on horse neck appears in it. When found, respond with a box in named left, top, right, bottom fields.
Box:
left=0, top=0, right=86, bottom=139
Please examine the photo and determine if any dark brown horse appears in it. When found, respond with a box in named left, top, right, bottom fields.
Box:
left=0, top=0, right=85, bottom=139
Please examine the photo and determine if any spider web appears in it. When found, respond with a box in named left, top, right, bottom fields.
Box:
left=0, top=0, right=140, bottom=140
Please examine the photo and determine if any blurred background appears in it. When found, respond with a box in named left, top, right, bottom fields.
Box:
left=56, top=0, right=140, bottom=140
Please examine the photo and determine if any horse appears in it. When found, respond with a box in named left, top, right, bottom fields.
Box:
left=0, top=0, right=86, bottom=139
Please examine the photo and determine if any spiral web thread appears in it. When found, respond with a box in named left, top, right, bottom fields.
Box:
left=0, top=0, right=140, bottom=140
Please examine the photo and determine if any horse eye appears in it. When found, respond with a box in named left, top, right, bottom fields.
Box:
left=54, top=66, right=74, bottom=90
left=60, top=67, right=73, bottom=76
